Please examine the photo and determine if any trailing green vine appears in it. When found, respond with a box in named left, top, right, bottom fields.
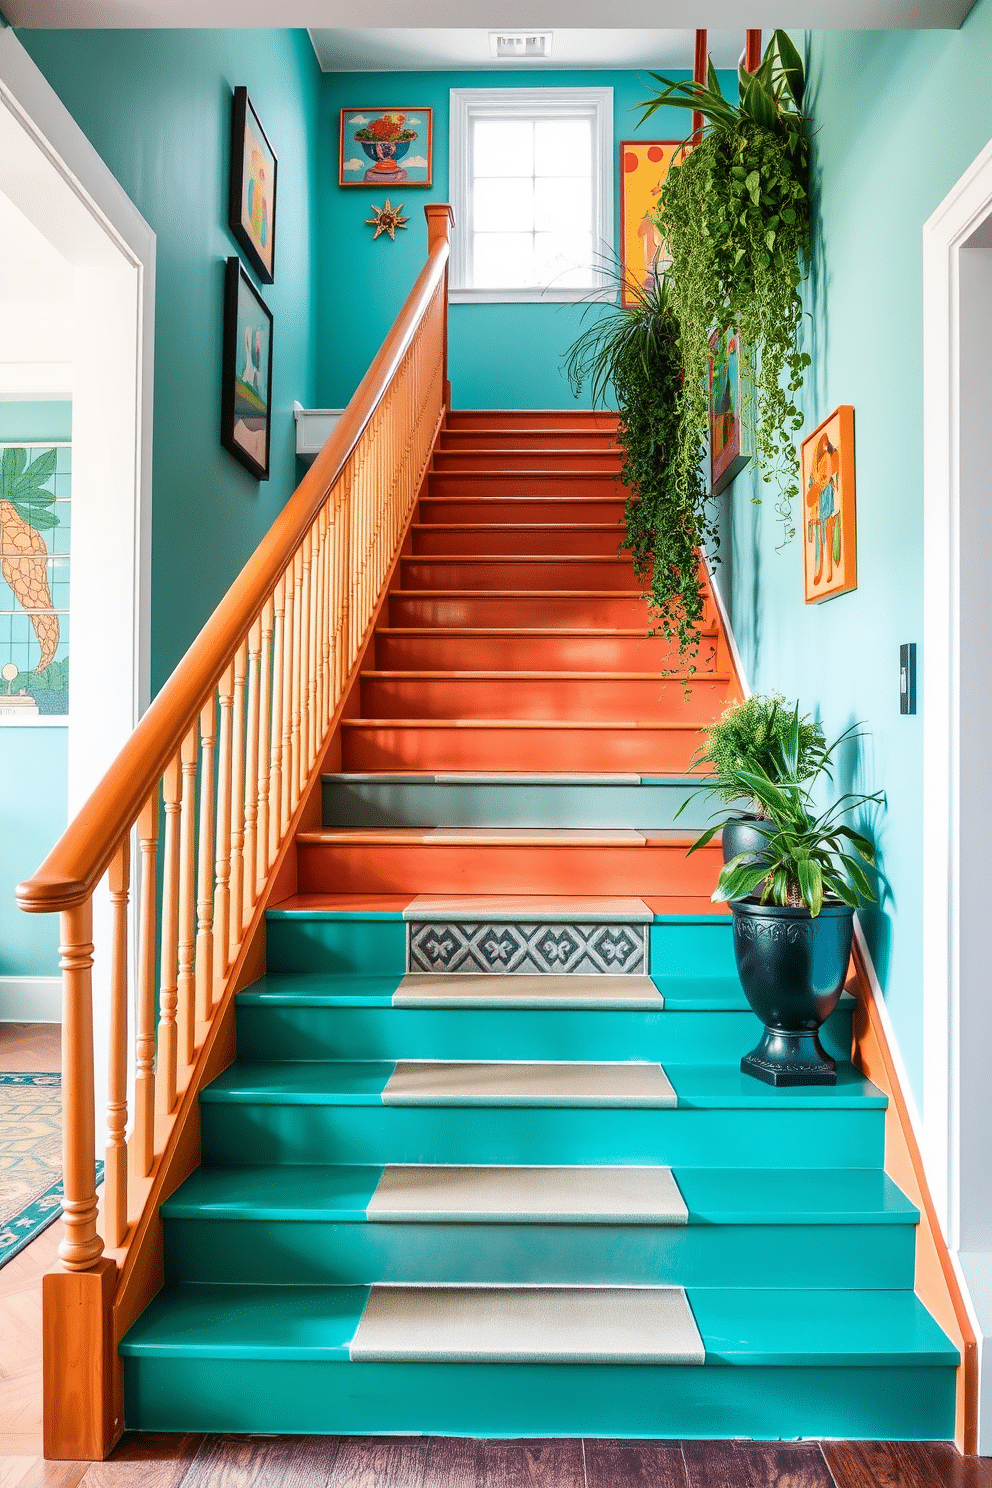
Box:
left=563, top=271, right=716, bottom=657
left=640, top=30, right=811, bottom=536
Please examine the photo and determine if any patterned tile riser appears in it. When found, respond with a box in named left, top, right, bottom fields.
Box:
left=407, top=921, right=647, bottom=975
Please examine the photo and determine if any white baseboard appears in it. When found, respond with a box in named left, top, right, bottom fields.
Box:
left=0, top=975, right=61, bottom=1022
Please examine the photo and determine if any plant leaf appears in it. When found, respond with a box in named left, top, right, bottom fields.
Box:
left=774, top=29, right=806, bottom=108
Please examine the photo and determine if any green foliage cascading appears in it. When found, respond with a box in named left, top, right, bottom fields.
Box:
left=641, top=31, right=811, bottom=536
left=563, top=275, right=716, bottom=657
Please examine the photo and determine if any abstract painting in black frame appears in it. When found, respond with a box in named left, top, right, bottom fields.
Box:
left=221, top=256, right=273, bottom=481
left=229, top=86, right=278, bottom=284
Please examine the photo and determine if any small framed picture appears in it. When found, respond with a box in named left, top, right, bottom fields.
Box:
left=221, top=257, right=273, bottom=481
left=802, top=405, right=857, bottom=603
left=229, top=86, right=277, bottom=284
left=339, top=108, right=433, bottom=187
left=708, top=328, right=755, bottom=495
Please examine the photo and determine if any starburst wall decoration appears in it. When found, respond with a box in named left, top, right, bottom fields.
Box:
left=365, top=199, right=409, bottom=240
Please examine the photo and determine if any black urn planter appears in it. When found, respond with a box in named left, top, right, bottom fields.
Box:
left=721, top=813, right=775, bottom=865
left=730, top=898, right=854, bottom=1087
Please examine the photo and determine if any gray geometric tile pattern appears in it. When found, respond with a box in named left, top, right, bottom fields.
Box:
left=408, top=921, right=647, bottom=975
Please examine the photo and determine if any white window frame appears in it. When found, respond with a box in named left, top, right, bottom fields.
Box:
left=449, top=86, right=614, bottom=304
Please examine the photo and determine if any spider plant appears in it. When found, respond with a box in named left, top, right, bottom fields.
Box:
left=562, top=263, right=715, bottom=656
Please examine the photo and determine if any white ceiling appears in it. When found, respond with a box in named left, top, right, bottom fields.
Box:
left=3, top=0, right=977, bottom=27
left=309, top=28, right=745, bottom=72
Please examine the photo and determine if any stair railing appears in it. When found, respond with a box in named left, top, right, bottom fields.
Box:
left=18, top=202, right=454, bottom=1460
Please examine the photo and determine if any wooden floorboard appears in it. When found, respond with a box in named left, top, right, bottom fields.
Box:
left=822, top=1440, right=992, bottom=1488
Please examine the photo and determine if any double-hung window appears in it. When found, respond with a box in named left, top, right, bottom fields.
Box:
left=449, top=88, right=613, bottom=303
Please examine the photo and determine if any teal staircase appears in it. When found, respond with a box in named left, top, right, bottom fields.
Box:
left=119, top=772, right=958, bottom=1440
left=118, top=414, right=958, bottom=1442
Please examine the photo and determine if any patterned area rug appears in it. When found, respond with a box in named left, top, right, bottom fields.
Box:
left=0, top=1071, right=103, bottom=1269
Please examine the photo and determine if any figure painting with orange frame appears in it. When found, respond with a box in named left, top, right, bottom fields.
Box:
left=619, top=142, right=684, bottom=307
left=802, top=406, right=857, bottom=603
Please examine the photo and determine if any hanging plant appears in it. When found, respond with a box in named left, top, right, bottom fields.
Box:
left=639, top=29, right=811, bottom=536
left=563, top=269, right=716, bottom=657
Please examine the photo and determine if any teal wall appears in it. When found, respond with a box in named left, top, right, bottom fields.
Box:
left=317, top=70, right=733, bottom=411
left=0, top=402, right=70, bottom=978
left=725, top=5, right=992, bottom=1102
left=19, top=28, right=323, bottom=692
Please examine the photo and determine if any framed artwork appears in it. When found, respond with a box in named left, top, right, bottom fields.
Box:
left=708, top=329, right=755, bottom=495
left=229, top=86, right=278, bottom=284
left=221, top=257, right=273, bottom=481
left=339, top=108, right=433, bottom=188
left=619, top=141, right=684, bottom=307
left=802, top=405, right=857, bottom=603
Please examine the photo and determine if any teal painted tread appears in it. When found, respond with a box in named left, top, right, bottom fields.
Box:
left=159, top=1164, right=920, bottom=1287
left=161, top=1164, right=919, bottom=1226
left=199, top=1060, right=886, bottom=1109
left=120, top=1283, right=957, bottom=1367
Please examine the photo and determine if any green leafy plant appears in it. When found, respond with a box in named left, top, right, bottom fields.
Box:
left=639, top=30, right=811, bottom=537
left=691, top=708, right=883, bottom=917
left=682, top=693, right=827, bottom=817
left=563, top=268, right=715, bottom=656
left=0, top=447, right=60, bottom=530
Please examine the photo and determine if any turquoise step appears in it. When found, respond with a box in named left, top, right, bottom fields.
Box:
left=264, top=909, right=737, bottom=979
left=234, top=975, right=854, bottom=1064
left=199, top=1061, right=886, bottom=1168
left=321, top=774, right=713, bottom=830
left=161, top=1164, right=918, bottom=1289
left=119, top=1283, right=957, bottom=1438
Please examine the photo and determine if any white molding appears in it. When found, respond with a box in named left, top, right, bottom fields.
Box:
left=448, top=85, right=613, bottom=303
left=0, top=26, right=155, bottom=758
left=915, top=139, right=992, bottom=1451
left=0, top=975, right=61, bottom=1022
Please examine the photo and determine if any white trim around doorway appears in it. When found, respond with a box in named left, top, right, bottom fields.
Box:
left=0, top=26, right=155, bottom=806
left=922, top=132, right=992, bottom=1456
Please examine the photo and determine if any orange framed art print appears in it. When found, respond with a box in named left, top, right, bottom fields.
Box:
left=802, top=405, right=857, bottom=603
left=619, top=141, right=684, bottom=307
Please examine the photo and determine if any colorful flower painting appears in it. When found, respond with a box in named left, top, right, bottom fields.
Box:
left=708, top=329, right=754, bottom=496
left=340, top=108, right=433, bottom=187
left=619, top=141, right=684, bottom=307
left=229, top=87, right=278, bottom=284
left=802, top=406, right=858, bottom=603
left=221, top=258, right=273, bottom=481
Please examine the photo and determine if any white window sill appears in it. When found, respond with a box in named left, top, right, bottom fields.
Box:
left=449, top=287, right=616, bottom=305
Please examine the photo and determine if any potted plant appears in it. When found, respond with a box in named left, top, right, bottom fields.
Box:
left=638, top=31, right=811, bottom=538
left=562, top=270, right=714, bottom=659
left=678, top=694, right=828, bottom=862
left=703, top=713, right=882, bottom=1087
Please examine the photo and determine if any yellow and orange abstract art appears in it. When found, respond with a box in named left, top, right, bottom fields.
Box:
left=619, top=141, right=684, bottom=308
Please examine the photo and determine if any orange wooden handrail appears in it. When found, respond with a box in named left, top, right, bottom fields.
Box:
left=25, top=204, right=453, bottom=1460
left=17, top=202, right=454, bottom=917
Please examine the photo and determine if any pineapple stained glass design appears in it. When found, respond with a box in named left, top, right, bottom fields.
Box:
left=0, top=443, right=70, bottom=719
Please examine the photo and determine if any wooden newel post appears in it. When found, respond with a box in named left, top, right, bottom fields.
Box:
left=58, top=898, right=102, bottom=1272
left=425, top=203, right=454, bottom=411
left=43, top=895, right=122, bottom=1460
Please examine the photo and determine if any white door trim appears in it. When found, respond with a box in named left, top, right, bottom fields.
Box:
left=921, top=132, right=992, bottom=1454
left=0, top=25, right=155, bottom=779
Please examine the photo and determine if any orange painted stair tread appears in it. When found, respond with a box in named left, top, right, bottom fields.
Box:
left=318, top=409, right=741, bottom=891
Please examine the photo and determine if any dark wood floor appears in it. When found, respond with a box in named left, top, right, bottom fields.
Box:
left=1, top=1435, right=989, bottom=1488
left=3, top=1029, right=990, bottom=1486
